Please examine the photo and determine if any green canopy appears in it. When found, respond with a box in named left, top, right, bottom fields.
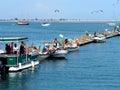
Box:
left=0, top=37, right=28, bottom=42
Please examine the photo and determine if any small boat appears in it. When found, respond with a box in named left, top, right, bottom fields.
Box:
left=35, top=43, right=50, bottom=61
left=64, top=39, right=80, bottom=52
left=41, top=22, right=50, bottom=26
left=17, top=20, right=29, bottom=25
left=93, top=34, right=106, bottom=43
left=39, top=52, right=50, bottom=61
left=92, top=32, right=106, bottom=43
left=107, top=22, right=116, bottom=26
left=65, top=45, right=79, bottom=52
left=93, top=37, right=106, bottom=43
left=50, top=49, right=68, bottom=58
left=0, top=37, right=40, bottom=72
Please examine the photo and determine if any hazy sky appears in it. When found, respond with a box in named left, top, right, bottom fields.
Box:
left=0, top=0, right=120, bottom=20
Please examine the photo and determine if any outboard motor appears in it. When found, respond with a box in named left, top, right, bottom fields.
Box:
left=0, top=61, right=7, bottom=77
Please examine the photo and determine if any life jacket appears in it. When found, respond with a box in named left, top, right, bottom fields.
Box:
left=26, top=48, right=30, bottom=54
left=75, top=39, right=79, bottom=46
left=65, top=43, right=69, bottom=47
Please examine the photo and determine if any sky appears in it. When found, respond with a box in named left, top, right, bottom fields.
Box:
left=0, top=0, right=120, bottom=20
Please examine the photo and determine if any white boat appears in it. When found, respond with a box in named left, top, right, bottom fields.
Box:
left=50, top=49, right=68, bottom=58
left=93, top=37, right=105, bottom=43
left=107, top=22, right=116, bottom=26
left=64, top=39, right=80, bottom=52
left=65, top=45, right=79, bottom=52
left=39, top=52, right=50, bottom=61
left=17, top=20, right=29, bottom=25
left=41, top=22, right=50, bottom=26
left=93, top=35, right=106, bottom=43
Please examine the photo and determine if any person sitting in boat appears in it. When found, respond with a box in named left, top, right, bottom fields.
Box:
left=64, top=38, right=69, bottom=48
left=75, top=39, right=80, bottom=46
left=33, top=47, right=39, bottom=52
left=13, top=43, right=18, bottom=54
left=56, top=42, right=60, bottom=50
left=20, top=41, right=26, bottom=55
left=40, top=44, right=47, bottom=53
left=53, top=38, right=60, bottom=50
left=5, top=44, right=10, bottom=54
left=85, top=32, right=92, bottom=38
left=94, top=32, right=98, bottom=37
left=26, top=47, right=31, bottom=54
left=53, top=38, right=58, bottom=48
left=9, top=42, right=13, bottom=54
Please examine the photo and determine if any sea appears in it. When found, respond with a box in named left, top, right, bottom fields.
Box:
left=0, top=22, right=120, bottom=90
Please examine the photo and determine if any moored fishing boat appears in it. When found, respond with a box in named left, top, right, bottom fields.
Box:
left=17, top=20, right=29, bottom=25
left=0, top=37, right=40, bottom=72
left=39, top=52, right=50, bottom=61
left=107, top=22, right=116, bottom=26
left=50, top=49, right=68, bottom=58
left=65, top=45, right=79, bottom=52
left=93, top=36, right=106, bottom=43
left=40, top=40, right=68, bottom=58
left=41, top=22, right=50, bottom=27
left=25, top=46, right=50, bottom=61
left=64, top=39, right=80, bottom=52
left=92, top=32, right=106, bottom=43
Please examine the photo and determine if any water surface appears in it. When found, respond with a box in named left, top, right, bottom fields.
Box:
left=0, top=22, right=120, bottom=90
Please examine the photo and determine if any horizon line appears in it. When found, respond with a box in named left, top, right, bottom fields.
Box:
left=0, top=19, right=120, bottom=22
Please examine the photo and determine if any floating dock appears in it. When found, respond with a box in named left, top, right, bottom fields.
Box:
left=78, top=30, right=120, bottom=46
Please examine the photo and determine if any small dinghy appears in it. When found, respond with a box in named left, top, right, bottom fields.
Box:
left=50, top=49, right=68, bottom=58
left=41, top=22, right=50, bottom=27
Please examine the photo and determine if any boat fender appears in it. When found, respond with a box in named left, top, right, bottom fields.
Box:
left=31, top=61, right=34, bottom=68
left=19, top=63, right=22, bottom=68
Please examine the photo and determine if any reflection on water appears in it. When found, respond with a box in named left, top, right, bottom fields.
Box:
left=0, top=66, right=40, bottom=90
left=0, top=59, right=68, bottom=90
left=40, top=58, right=68, bottom=72
left=0, top=22, right=120, bottom=90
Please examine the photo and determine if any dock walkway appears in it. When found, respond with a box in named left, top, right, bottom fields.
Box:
left=78, top=30, right=120, bottom=46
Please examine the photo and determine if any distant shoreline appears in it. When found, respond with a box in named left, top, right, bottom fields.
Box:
left=0, top=19, right=119, bottom=23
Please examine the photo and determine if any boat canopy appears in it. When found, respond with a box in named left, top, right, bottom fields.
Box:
left=0, top=37, right=28, bottom=42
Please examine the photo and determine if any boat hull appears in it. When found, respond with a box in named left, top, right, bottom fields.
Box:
left=66, top=46, right=79, bottom=52
left=50, top=50, right=68, bottom=58
left=9, top=61, right=39, bottom=72
left=39, top=53, right=50, bottom=61
left=93, top=37, right=106, bottom=43
left=0, top=53, right=40, bottom=72
left=41, top=23, right=50, bottom=26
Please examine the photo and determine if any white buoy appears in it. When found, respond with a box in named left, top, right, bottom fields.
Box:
left=59, top=34, right=64, bottom=38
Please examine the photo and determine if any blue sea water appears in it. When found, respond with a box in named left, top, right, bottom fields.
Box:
left=0, top=22, right=120, bottom=90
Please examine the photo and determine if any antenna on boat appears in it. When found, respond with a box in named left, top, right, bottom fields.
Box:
left=59, top=34, right=64, bottom=38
